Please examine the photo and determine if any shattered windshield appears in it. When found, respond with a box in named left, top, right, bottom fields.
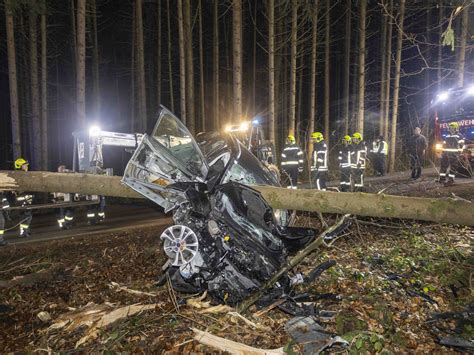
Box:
left=152, top=110, right=208, bottom=179
left=222, top=143, right=279, bottom=186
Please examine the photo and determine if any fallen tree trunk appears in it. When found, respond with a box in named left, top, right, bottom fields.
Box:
left=0, top=171, right=473, bottom=226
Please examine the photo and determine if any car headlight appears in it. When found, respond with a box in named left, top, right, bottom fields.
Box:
left=435, top=143, right=443, bottom=150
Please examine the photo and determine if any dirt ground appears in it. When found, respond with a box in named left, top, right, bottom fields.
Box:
left=0, top=184, right=472, bottom=353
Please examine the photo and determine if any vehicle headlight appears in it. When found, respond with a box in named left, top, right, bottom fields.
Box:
left=435, top=143, right=443, bottom=150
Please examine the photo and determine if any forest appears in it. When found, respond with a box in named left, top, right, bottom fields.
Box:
left=0, top=0, right=472, bottom=172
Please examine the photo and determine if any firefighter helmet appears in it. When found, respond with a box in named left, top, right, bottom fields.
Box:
left=352, top=132, right=363, bottom=141
left=14, top=158, right=29, bottom=170
left=448, top=122, right=459, bottom=130
left=287, top=135, right=296, bottom=143
left=311, top=132, right=324, bottom=142
left=342, top=135, right=352, bottom=143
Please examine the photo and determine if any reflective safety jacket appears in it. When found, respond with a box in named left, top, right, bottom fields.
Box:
left=53, top=192, right=72, bottom=202
left=1, top=193, right=10, bottom=210
left=442, top=133, right=465, bottom=154
left=312, top=141, right=328, bottom=172
left=338, top=145, right=353, bottom=168
left=351, top=142, right=367, bottom=169
left=372, top=140, right=388, bottom=156
left=15, top=192, right=33, bottom=207
left=281, top=143, right=304, bottom=170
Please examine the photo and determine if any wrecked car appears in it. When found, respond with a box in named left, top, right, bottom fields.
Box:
left=123, top=107, right=317, bottom=305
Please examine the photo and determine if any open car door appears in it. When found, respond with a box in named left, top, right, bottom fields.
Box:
left=123, top=106, right=209, bottom=212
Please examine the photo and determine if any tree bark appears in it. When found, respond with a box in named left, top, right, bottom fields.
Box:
left=177, top=0, right=187, bottom=124
left=308, top=0, right=318, bottom=158
left=198, top=0, right=205, bottom=132
left=232, top=0, right=243, bottom=122
left=289, top=0, right=298, bottom=136
left=457, top=4, right=469, bottom=88
left=184, top=0, right=195, bottom=133
left=379, top=0, right=387, bottom=136
left=41, top=7, right=48, bottom=170
left=213, top=0, right=219, bottom=131
left=135, top=0, right=147, bottom=132
left=30, top=2, right=42, bottom=170
left=437, top=1, right=444, bottom=91
left=157, top=0, right=162, bottom=106
left=131, top=1, right=136, bottom=131
left=76, top=0, right=86, bottom=128
left=6, top=0, right=21, bottom=159
left=343, top=0, right=351, bottom=136
left=1, top=171, right=473, bottom=227
left=268, top=0, right=276, bottom=147
left=91, top=0, right=100, bottom=119
left=383, top=0, right=393, bottom=141
left=166, top=0, right=174, bottom=112
left=324, top=0, right=330, bottom=147
left=356, top=0, right=367, bottom=136
left=388, top=0, right=405, bottom=173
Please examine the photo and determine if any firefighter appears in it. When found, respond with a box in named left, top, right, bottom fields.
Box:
left=86, top=195, right=106, bottom=225
left=438, top=121, right=465, bottom=185
left=13, top=158, right=33, bottom=237
left=53, top=165, right=75, bottom=230
left=351, top=133, right=367, bottom=192
left=338, top=135, right=353, bottom=192
left=0, top=192, right=10, bottom=246
left=371, top=135, right=388, bottom=176
left=311, top=132, right=328, bottom=190
left=281, top=135, right=303, bottom=189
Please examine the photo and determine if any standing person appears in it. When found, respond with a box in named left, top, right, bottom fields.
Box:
left=0, top=193, right=10, bottom=246
left=438, top=122, right=465, bottom=185
left=311, top=132, right=328, bottom=190
left=13, top=158, right=33, bottom=237
left=54, top=165, right=75, bottom=230
left=281, top=135, right=304, bottom=189
left=351, top=133, right=367, bottom=192
left=408, top=127, right=428, bottom=180
left=371, top=136, right=388, bottom=176
left=338, top=135, right=353, bottom=192
left=86, top=195, right=106, bottom=225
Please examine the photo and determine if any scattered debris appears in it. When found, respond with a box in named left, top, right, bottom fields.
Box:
left=109, top=281, right=158, bottom=297
left=192, top=328, right=284, bottom=354
left=37, top=311, right=51, bottom=323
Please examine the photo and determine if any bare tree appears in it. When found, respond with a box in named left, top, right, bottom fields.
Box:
left=213, top=0, right=219, bottom=130
left=157, top=0, right=162, bottom=105
left=233, top=0, right=243, bottom=122
left=198, top=0, right=205, bottom=131
left=166, top=0, right=174, bottom=112
left=356, top=0, right=367, bottom=136
left=135, top=0, right=147, bottom=131
left=308, top=0, right=319, bottom=157
left=437, top=1, right=444, bottom=91
left=41, top=1, right=48, bottom=169
left=324, top=0, right=330, bottom=147
left=177, top=0, right=186, bottom=123
left=5, top=0, right=21, bottom=159
left=457, top=3, right=469, bottom=87
left=379, top=0, right=387, bottom=136
left=343, top=0, right=351, bottom=135
left=289, top=0, right=298, bottom=136
left=383, top=0, right=393, bottom=140
left=91, top=0, right=100, bottom=119
left=389, top=0, right=406, bottom=172
left=76, top=0, right=86, bottom=128
left=184, top=0, right=195, bottom=132
left=30, top=1, right=41, bottom=170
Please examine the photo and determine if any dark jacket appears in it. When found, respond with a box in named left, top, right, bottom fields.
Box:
left=281, top=143, right=304, bottom=170
left=351, top=142, right=367, bottom=169
left=408, top=134, right=428, bottom=156
left=338, top=145, right=353, bottom=168
left=311, top=141, right=328, bottom=172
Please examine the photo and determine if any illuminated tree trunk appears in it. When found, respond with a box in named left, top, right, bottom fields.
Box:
left=198, top=0, right=205, bottom=131
left=6, top=0, right=21, bottom=159
left=383, top=0, right=393, bottom=141
left=232, top=0, right=242, bottom=122
left=213, top=0, right=219, bottom=130
left=76, top=0, right=86, bottom=128
left=91, top=0, right=100, bottom=119
left=437, top=1, right=444, bottom=91
left=157, top=0, right=162, bottom=105
left=135, top=0, right=147, bottom=132
left=457, top=4, right=469, bottom=87
left=308, top=0, right=318, bottom=158
left=289, top=0, right=297, bottom=136
left=324, top=0, right=330, bottom=147
left=41, top=6, right=48, bottom=170
left=379, top=0, right=387, bottom=136
left=356, top=0, right=367, bottom=136
left=30, top=2, right=41, bottom=170
left=166, top=0, right=174, bottom=112
left=184, top=0, right=195, bottom=132
left=177, top=0, right=186, bottom=123
left=388, top=0, right=405, bottom=173
left=343, top=0, right=351, bottom=136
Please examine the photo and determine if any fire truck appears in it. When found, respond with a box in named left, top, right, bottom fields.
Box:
left=433, top=86, right=474, bottom=157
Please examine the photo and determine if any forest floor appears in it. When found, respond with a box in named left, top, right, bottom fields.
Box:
left=0, top=182, right=472, bottom=353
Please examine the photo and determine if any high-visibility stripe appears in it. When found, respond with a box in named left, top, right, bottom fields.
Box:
left=87, top=213, right=95, bottom=218
left=317, top=168, right=328, bottom=171
left=284, top=147, right=300, bottom=151
left=442, top=148, right=461, bottom=152
left=439, top=173, right=446, bottom=176
left=0, top=230, right=4, bottom=235
left=281, top=153, right=287, bottom=158
left=98, top=212, right=105, bottom=217
left=297, top=151, right=303, bottom=155
left=20, top=224, right=29, bottom=228
left=65, top=216, right=74, bottom=221
left=283, top=161, right=299, bottom=165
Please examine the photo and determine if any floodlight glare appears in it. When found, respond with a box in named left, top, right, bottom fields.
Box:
left=89, top=125, right=101, bottom=137
left=467, top=85, right=474, bottom=96
left=224, top=125, right=232, bottom=132
left=438, top=91, right=449, bottom=101
left=239, top=122, right=249, bottom=131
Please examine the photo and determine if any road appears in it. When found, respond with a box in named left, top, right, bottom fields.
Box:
left=2, top=203, right=172, bottom=245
